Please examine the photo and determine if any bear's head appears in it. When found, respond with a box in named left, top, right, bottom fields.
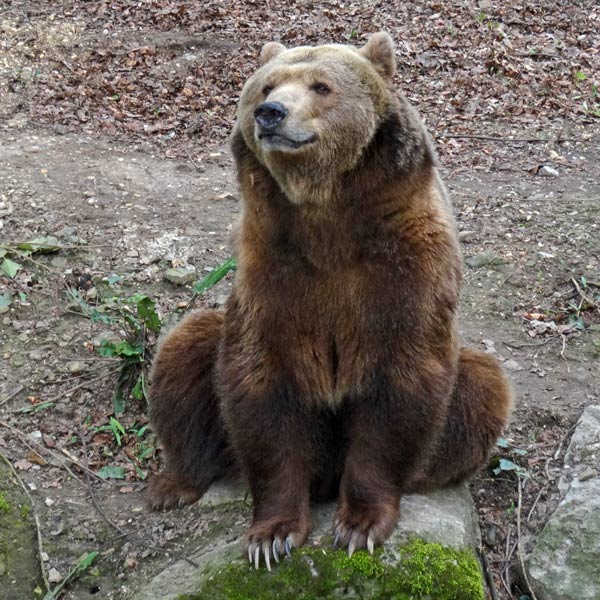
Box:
left=235, top=32, right=398, bottom=203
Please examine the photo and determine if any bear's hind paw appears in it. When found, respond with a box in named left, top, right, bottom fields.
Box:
left=147, top=472, right=204, bottom=511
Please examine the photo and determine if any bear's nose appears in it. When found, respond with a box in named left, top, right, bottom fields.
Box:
left=254, top=101, right=288, bottom=131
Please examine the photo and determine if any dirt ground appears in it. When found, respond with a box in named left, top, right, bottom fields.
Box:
left=1, top=2, right=599, bottom=599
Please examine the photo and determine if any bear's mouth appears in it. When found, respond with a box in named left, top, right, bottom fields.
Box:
left=258, top=132, right=316, bottom=150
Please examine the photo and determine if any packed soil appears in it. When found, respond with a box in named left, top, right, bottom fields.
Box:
left=1, top=2, right=599, bottom=599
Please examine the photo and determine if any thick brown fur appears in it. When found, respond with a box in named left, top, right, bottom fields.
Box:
left=149, top=32, right=513, bottom=564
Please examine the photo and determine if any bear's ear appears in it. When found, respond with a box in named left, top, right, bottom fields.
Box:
left=259, top=41, right=286, bottom=66
left=360, top=32, right=396, bottom=80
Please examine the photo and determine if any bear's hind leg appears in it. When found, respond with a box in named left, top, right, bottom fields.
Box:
left=413, top=348, right=513, bottom=491
left=148, top=310, right=235, bottom=510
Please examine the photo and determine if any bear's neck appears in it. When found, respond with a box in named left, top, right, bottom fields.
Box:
left=231, top=111, right=437, bottom=267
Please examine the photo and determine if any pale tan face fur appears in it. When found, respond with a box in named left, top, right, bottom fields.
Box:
left=235, top=33, right=397, bottom=204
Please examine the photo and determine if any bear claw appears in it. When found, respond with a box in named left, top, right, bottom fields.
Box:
left=247, top=530, right=300, bottom=570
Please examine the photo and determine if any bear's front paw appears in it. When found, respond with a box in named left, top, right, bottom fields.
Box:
left=147, top=472, right=204, bottom=511
left=246, top=516, right=309, bottom=571
left=333, top=496, right=400, bottom=556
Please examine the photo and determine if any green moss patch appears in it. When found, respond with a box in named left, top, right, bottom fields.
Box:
left=0, top=493, right=11, bottom=514
left=179, top=538, right=483, bottom=600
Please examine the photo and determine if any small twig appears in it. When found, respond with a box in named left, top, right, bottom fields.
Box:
left=478, top=547, right=500, bottom=600
left=502, top=338, right=553, bottom=349
left=0, top=450, right=50, bottom=594
left=517, top=477, right=539, bottom=600
left=0, top=385, right=24, bottom=409
left=186, top=150, right=203, bottom=173
left=501, top=524, right=513, bottom=595
left=553, top=423, right=578, bottom=461
left=0, top=419, right=106, bottom=483
left=41, top=365, right=118, bottom=387
left=571, top=276, right=600, bottom=314
left=43, top=369, right=118, bottom=404
left=60, top=59, right=75, bottom=72
left=559, top=333, right=568, bottom=364
left=527, top=484, right=549, bottom=524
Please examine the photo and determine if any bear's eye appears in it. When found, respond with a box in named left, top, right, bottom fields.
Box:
left=311, top=82, right=331, bottom=96
left=262, top=85, right=274, bottom=96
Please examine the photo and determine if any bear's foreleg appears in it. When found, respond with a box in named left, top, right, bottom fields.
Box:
left=411, top=348, right=513, bottom=491
left=220, top=384, right=324, bottom=569
left=334, top=371, right=450, bottom=555
left=148, top=310, right=235, bottom=510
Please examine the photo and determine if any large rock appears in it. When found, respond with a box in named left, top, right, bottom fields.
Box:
left=134, top=483, right=484, bottom=600
left=527, top=405, right=600, bottom=599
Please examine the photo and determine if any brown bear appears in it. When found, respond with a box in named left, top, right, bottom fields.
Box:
left=148, top=32, right=513, bottom=569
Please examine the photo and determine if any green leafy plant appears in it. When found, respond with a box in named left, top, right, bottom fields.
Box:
left=192, top=257, right=236, bottom=295
left=67, top=284, right=161, bottom=413
left=490, top=438, right=528, bottom=478
left=0, top=237, right=64, bottom=278
left=67, top=257, right=235, bottom=415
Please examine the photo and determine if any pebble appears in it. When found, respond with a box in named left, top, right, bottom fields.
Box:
left=504, top=359, right=522, bottom=372
left=458, top=230, right=476, bottom=242
left=579, top=467, right=598, bottom=482
left=465, top=250, right=505, bottom=268
left=68, top=361, right=86, bottom=374
left=48, top=568, right=62, bottom=583
left=164, top=267, right=196, bottom=285
left=28, top=349, right=43, bottom=361
left=56, top=225, right=76, bottom=237
left=539, top=165, right=559, bottom=177
left=216, top=295, right=229, bottom=306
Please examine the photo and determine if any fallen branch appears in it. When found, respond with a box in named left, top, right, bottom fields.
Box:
left=517, top=477, right=539, bottom=600
left=0, top=419, right=106, bottom=484
left=43, top=369, right=118, bottom=404
left=0, top=385, right=24, bottom=409
left=478, top=547, right=500, bottom=600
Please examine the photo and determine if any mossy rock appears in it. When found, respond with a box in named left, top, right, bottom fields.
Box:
left=0, top=458, right=43, bottom=597
left=179, top=539, right=483, bottom=600
left=134, top=485, right=483, bottom=600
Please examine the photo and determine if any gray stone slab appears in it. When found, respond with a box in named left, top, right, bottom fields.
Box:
left=527, top=405, right=600, bottom=600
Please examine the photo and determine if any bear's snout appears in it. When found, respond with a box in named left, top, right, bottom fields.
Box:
left=254, top=101, right=288, bottom=132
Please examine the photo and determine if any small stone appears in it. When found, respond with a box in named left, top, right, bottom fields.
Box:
left=50, top=256, right=67, bottom=269
left=539, top=165, right=559, bottom=177
left=68, top=361, right=86, bottom=374
left=127, top=249, right=139, bottom=258
left=56, top=226, right=76, bottom=238
left=45, top=497, right=55, bottom=507
left=481, top=339, right=496, bottom=354
left=48, top=568, right=62, bottom=583
left=504, top=359, right=522, bottom=372
left=85, top=287, right=98, bottom=300
left=215, top=295, right=229, bottom=307
left=458, top=230, right=476, bottom=242
left=579, top=467, right=598, bottom=482
left=124, top=556, right=138, bottom=569
left=164, top=267, right=196, bottom=286
left=465, top=250, right=506, bottom=269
